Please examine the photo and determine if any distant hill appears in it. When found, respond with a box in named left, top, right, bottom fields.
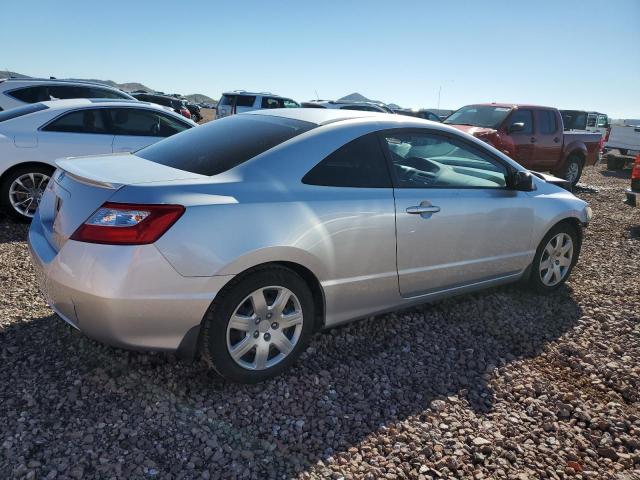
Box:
left=338, top=92, right=387, bottom=104
left=0, top=71, right=216, bottom=104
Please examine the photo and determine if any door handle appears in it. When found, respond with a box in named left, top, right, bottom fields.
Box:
left=530, top=137, right=536, bottom=143
left=553, top=137, right=560, bottom=143
left=406, top=205, right=441, bottom=214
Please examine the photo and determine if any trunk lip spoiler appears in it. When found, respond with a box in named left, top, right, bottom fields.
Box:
left=55, top=158, right=123, bottom=190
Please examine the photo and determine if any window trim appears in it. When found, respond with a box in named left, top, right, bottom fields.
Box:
left=376, top=127, right=516, bottom=191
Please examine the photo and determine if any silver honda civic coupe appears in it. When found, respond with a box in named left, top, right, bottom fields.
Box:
left=29, top=108, right=591, bottom=382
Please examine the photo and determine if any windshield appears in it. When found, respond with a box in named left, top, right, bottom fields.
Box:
left=137, top=114, right=316, bottom=176
left=444, top=105, right=512, bottom=128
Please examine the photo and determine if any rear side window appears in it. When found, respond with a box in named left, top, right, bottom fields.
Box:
left=42, top=108, right=108, bottom=134
left=538, top=110, right=557, bottom=134
left=219, top=94, right=236, bottom=106
left=587, top=114, right=597, bottom=127
left=597, top=115, right=608, bottom=127
left=7, top=86, right=50, bottom=103
left=86, top=87, right=131, bottom=99
left=0, top=103, right=48, bottom=122
left=236, top=95, right=256, bottom=107
left=303, top=133, right=391, bottom=188
left=137, top=114, right=315, bottom=175
left=284, top=99, right=300, bottom=108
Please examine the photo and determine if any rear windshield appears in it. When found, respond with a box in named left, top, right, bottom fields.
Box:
left=0, top=103, right=48, bottom=122
left=137, top=114, right=315, bottom=175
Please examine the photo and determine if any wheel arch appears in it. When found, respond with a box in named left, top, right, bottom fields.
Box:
left=0, top=161, right=56, bottom=186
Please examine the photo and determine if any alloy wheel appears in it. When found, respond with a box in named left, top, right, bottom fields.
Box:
left=226, top=286, right=304, bottom=370
left=565, top=162, right=580, bottom=184
left=9, top=172, right=50, bottom=218
left=539, top=232, right=573, bottom=286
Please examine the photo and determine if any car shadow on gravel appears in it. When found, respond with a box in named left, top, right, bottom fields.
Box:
left=600, top=169, right=631, bottom=180
left=0, top=217, right=28, bottom=244
left=0, top=284, right=584, bottom=477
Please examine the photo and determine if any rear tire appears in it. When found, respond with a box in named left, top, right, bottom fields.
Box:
left=200, top=266, right=315, bottom=383
left=557, top=154, right=583, bottom=185
left=0, top=165, right=54, bottom=222
left=528, top=222, right=580, bottom=294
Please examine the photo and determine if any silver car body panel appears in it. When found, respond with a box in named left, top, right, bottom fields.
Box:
left=29, top=109, right=590, bottom=351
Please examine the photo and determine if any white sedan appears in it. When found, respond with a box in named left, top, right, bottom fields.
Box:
left=0, top=99, right=196, bottom=220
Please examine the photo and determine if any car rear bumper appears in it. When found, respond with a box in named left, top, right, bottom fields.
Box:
left=626, top=189, right=639, bottom=207
left=28, top=213, right=234, bottom=352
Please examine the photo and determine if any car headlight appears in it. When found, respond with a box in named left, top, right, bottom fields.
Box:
left=584, top=205, right=593, bottom=223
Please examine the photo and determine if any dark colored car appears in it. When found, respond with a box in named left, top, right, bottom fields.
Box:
left=394, top=109, right=442, bottom=122
left=131, top=93, right=192, bottom=120
left=444, top=103, right=601, bottom=185
left=185, top=102, right=202, bottom=122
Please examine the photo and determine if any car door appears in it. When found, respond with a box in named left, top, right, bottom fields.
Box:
left=380, top=129, right=535, bottom=298
left=106, top=107, right=191, bottom=152
left=533, top=109, right=561, bottom=168
left=38, top=108, right=115, bottom=158
left=505, top=109, right=535, bottom=167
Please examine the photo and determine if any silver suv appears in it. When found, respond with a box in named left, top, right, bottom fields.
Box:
left=215, top=90, right=300, bottom=118
left=0, top=77, right=136, bottom=111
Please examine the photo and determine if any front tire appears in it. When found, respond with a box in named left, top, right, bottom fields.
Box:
left=0, top=165, right=54, bottom=221
left=200, top=266, right=315, bottom=383
left=606, top=156, right=624, bottom=170
left=528, top=222, right=580, bottom=293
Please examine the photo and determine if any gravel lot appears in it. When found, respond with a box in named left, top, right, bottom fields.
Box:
left=1, top=165, right=639, bottom=479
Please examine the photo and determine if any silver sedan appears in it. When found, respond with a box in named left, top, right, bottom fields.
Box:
left=29, top=109, right=591, bottom=382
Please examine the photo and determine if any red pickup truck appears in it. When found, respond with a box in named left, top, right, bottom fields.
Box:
left=443, top=103, right=601, bottom=184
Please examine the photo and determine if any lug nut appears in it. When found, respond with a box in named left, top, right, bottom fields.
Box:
left=253, top=331, right=259, bottom=339
left=255, top=317, right=261, bottom=324
left=264, top=333, right=271, bottom=341
left=271, top=322, right=279, bottom=329
left=266, top=312, right=272, bottom=319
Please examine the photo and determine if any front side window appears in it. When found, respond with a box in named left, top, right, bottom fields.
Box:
left=508, top=109, right=533, bottom=135
left=303, top=133, right=391, bottom=188
left=105, top=108, right=189, bottom=137
left=283, top=99, right=300, bottom=108
left=42, top=109, right=107, bottom=134
left=137, top=114, right=315, bottom=175
left=382, top=131, right=507, bottom=189
left=587, top=114, right=597, bottom=127
left=538, top=110, right=557, bottom=134
left=444, top=105, right=513, bottom=128
left=261, top=97, right=284, bottom=109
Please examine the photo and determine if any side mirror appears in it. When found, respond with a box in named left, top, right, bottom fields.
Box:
left=508, top=122, right=525, bottom=133
left=511, top=171, right=534, bottom=191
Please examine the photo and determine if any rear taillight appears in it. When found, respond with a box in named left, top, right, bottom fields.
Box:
left=632, top=154, right=640, bottom=181
left=180, top=108, right=191, bottom=119
left=70, top=202, right=185, bottom=245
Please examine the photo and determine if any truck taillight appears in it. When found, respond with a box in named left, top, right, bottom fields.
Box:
left=632, top=154, right=640, bottom=181
left=71, top=202, right=185, bottom=245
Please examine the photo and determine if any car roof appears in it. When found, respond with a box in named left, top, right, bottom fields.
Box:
left=468, top=103, right=556, bottom=110
left=34, top=98, right=163, bottom=111
left=246, top=107, right=387, bottom=125
left=221, top=90, right=289, bottom=98
left=0, top=77, right=125, bottom=89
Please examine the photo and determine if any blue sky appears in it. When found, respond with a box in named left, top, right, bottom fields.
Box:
left=2, top=0, right=639, bottom=118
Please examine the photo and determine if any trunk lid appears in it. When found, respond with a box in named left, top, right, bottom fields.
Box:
left=39, top=153, right=203, bottom=251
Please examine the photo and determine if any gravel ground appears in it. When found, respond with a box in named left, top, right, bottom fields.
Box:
left=0, top=165, right=639, bottom=480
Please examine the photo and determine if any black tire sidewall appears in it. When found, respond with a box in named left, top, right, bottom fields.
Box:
left=203, top=267, right=315, bottom=383
left=563, top=156, right=583, bottom=185
left=0, top=165, right=55, bottom=222
left=529, top=223, right=580, bottom=294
